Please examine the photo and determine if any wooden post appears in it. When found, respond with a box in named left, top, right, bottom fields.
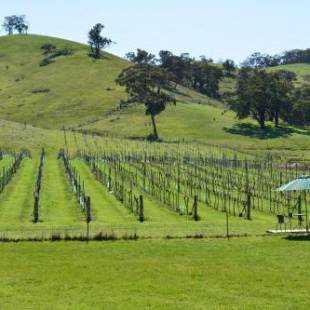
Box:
left=245, top=161, right=251, bottom=220
left=34, top=194, right=39, bottom=223
left=226, top=207, right=229, bottom=240
left=305, top=192, right=309, bottom=234
left=86, top=196, right=91, bottom=242
left=193, top=195, right=199, bottom=221
left=139, top=195, right=144, bottom=222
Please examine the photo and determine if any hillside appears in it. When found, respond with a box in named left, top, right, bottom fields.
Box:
left=0, top=34, right=129, bottom=128
left=0, top=34, right=309, bottom=159
left=268, top=63, right=310, bottom=86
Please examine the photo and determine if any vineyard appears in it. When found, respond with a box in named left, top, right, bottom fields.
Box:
left=0, top=132, right=308, bottom=240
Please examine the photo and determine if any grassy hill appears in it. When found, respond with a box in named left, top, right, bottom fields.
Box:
left=0, top=34, right=309, bottom=159
left=0, top=34, right=129, bottom=128
left=268, top=63, right=310, bottom=86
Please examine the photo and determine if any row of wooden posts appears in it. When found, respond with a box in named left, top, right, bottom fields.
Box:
left=0, top=152, right=25, bottom=194
left=83, top=154, right=200, bottom=221
left=84, top=155, right=145, bottom=222
left=60, top=150, right=91, bottom=224
left=33, top=149, right=45, bottom=223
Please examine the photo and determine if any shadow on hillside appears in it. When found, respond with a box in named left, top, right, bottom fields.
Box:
left=165, top=85, right=192, bottom=98
left=224, top=123, right=310, bottom=140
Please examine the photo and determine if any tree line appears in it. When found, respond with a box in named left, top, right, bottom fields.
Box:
left=125, top=49, right=234, bottom=99
left=86, top=23, right=309, bottom=134
left=242, top=49, right=310, bottom=68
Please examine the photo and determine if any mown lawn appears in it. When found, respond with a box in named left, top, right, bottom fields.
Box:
left=0, top=237, right=309, bottom=309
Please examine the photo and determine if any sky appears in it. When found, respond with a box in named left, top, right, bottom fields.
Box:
left=0, top=0, right=309, bottom=63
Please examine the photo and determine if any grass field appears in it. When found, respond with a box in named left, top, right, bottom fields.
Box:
left=0, top=237, right=309, bottom=309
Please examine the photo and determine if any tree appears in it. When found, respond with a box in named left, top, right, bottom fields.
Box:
left=88, top=23, right=112, bottom=59
left=191, top=61, right=223, bottom=98
left=158, top=51, right=191, bottom=88
left=269, top=71, right=295, bottom=127
left=223, top=59, right=236, bottom=77
left=116, top=64, right=175, bottom=141
left=229, top=68, right=296, bottom=129
left=41, top=43, right=56, bottom=54
left=125, top=49, right=156, bottom=64
left=229, top=69, right=272, bottom=129
left=241, top=52, right=281, bottom=68
left=2, top=15, right=28, bottom=35
left=285, top=85, right=310, bottom=126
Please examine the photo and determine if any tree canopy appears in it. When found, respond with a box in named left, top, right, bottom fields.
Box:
left=88, top=23, right=112, bottom=59
left=2, top=15, right=28, bottom=35
left=228, top=68, right=296, bottom=129
left=116, top=64, right=175, bottom=141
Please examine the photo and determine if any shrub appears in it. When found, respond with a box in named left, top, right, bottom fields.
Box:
left=40, top=57, right=54, bottom=67
left=41, top=43, right=56, bottom=54
left=52, top=48, right=73, bottom=57
left=39, top=48, right=73, bottom=66
left=32, top=88, right=50, bottom=94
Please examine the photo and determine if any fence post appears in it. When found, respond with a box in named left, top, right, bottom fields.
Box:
left=226, top=207, right=229, bottom=240
left=139, top=195, right=144, bottom=222
left=34, top=194, right=39, bottom=223
left=193, top=195, right=199, bottom=221
left=86, top=196, right=91, bottom=241
left=245, top=160, right=251, bottom=220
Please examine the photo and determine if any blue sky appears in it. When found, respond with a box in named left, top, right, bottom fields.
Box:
left=1, top=0, right=309, bottom=63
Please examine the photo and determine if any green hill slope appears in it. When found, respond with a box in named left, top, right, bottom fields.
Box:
left=0, top=34, right=309, bottom=159
left=268, top=63, right=310, bottom=86
left=0, top=34, right=129, bottom=128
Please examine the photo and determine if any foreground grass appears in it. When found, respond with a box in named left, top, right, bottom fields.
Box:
left=0, top=237, right=309, bottom=309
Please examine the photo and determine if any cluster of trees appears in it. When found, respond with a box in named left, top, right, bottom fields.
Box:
left=2, top=15, right=28, bottom=35
left=242, top=49, right=310, bottom=68
left=126, top=49, right=235, bottom=99
left=228, top=68, right=310, bottom=128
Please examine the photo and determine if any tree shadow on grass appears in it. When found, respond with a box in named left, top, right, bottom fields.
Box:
left=284, top=235, right=310, bottom=241
left=224, top=123, right=310, bottom=140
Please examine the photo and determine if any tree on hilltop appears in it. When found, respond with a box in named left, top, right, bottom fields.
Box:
left=88, top=23, right=112, bottom=59
left=223, top=59, right=236, bottom=77
left=2, top=15, right=29, bottom=35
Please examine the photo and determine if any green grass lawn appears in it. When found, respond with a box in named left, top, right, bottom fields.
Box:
left=0, top=237, right=309, bottom=309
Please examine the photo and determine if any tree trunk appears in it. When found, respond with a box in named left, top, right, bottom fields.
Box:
left=258, top=113, right=266, bottom=129
left=274, top=110, right=279, bottom=127
left=150, top=114, right=159, bottom=141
